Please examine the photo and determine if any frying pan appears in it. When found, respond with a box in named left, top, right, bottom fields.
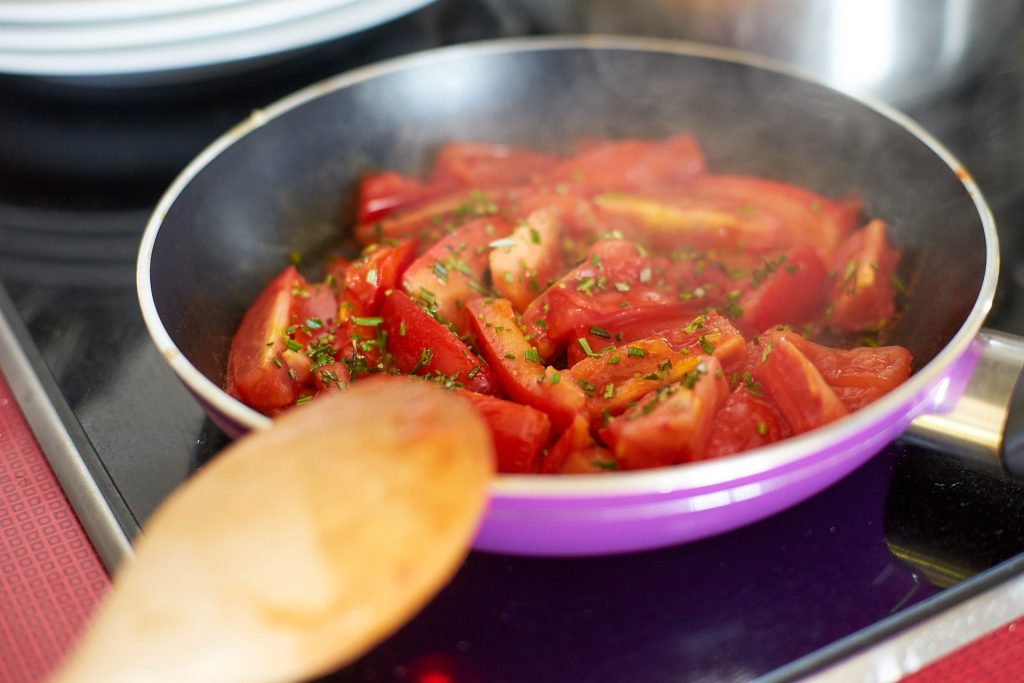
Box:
left=137, top=36, right=1019, bottom=556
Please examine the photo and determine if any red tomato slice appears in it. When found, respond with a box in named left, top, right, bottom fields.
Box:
left=455, top=389, right=552, bottom=474
left=356, top=171, right=451, bottom=224
left=465, top=297, right=587, bottom=431
left=781, top=331, right=912, bottom=411
left=540, top=414, right=592, bottom=474
left=490, top=207, right=566, bottom=311
left=827, top=219, right=901, bottom=332
left=354, top=187, right=511, bottom=246
left=705, top=387, right=791, bottom=459
left=602, top=356, right=728, bottom=469
left=227, top=266, right=305, bottom=412
left=381, top=290, right=499, bottom=395
left=654, top=311, right=747, bottom=379
left=750, top=332, right=847, bottom=434
left=736, top=245, right=828, bottom=335
left=682, top=174, right=860, bottom=255
left=402, top=217, right=511, bottom=332
left=523, top=239, right=693, bottom=361
left=340, top=239, right=418, bottom=317
left=540, top=134, right=706, bottom=193
left=430, top=142, right=561, bottom=186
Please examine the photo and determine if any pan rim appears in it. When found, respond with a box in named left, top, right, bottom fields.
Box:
left=137, top=34, right=1000, bottom=498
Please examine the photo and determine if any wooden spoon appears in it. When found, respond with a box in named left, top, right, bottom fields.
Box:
left=52, top=377, right=494, bottom=683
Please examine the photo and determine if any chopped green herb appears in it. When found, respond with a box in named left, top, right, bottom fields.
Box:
left=411, top=347, right=434, bottom=374
left=432, top=260, right=449, bottom=283
left=576, top=337, right=602, bottom=358
left=699, top=335, right=714, bottom=354
left=351, top=316, right=384, bottom=327
left=530, top=226, right=542, bottom=244
left=591, top=459, right=618, bottom=471
left=589, top=326, right=611, bottom=339
left=524, top=348, right=541, bottom=364
left=295, top=394, right=314, bottom=405
left=399, top=321, right=407, bottom=336
left=614, top=282, right=631, bottom=292
left=365, top=269, right=379, bottom=286
left=272, top=357, right=283, bottom=368
left=627, top=346, right=646, bottom=358
left=285, top=339, right=303, bottom=353
left=756, top=421, right=768, bottom=436
left=683, top=315, right=707, bottom=334
left=489, top=237, right=518, bottom=249
left=467, top=365, right=482, bottom=380
left=504, top=353, right=516, bottom=359
left=603, top=384, right=615, bottom=399
left=576, top=379, right=597, bottom=396
left=549, top=371, right=561, bottom=385
left=305, top=317, right=324, bottom=330
left=760, top=339, right=775, bottom=363
left=639, top=266, right=652, bottom=284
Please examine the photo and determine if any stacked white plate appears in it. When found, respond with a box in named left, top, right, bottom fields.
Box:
left=0, top=0, right=435, bottom=83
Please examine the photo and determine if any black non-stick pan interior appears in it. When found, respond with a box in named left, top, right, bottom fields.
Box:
left=148, top=43, right=986, bottom=389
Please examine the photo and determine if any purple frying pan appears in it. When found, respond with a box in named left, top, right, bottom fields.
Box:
left=137, top=37, right=1021, bottom=556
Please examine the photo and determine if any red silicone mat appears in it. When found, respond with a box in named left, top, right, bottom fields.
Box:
left=0, top=373, right=109, bottom=683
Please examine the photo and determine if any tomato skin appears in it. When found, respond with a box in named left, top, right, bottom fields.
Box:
left=750, top=332, right=847, bottom=434
left=354, top=188, right=510, bottom=246
left=227, top=266, right=305, bottom=412
left=828, top=219, right=901, bottom=332
left=356, top=171, right=449, bottom=225
left=381, top=290, right=499, bottom=395
left=455, top=389, right=552, bottom=473
left=402, top=217, right=511, bottom=332
left=540, top=134, right=706, bottom=193
left=464, top=297, right=587, bottom=431
left=340, top=239, right=418, bottom=317
left=522, top=239, right=694, bottom=361
left=779, top=331, right=912, bottom=411
left=540, top=414, right=592, bottom=474
left=430, top=142, right=560, bottom=186
left=705, top=387, right=790, bottom=459
left=736, top=245, right=828, bottom=335
left=602, top=356, right=728, bottom=469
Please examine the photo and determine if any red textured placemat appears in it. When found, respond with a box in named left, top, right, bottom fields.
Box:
left=0, top=373, right=109, bottom=683
left=902, top=616, right=1024, bottom=683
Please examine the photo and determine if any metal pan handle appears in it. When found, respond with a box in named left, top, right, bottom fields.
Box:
left=903, top=329, right=1024, bottom=477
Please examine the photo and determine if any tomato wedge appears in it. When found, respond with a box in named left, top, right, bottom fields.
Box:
left=456, top=389, right=552, bottom=474
left=355, top=171, right=450, bottom=224
left=827, top=219, right=901, bottom=332
left=570, top=338, right=702, bottom=420
left=523, top=239, right=695, bottom=361
left=490, top=207, right=566, bottom=311
left=681, top=174, right=860, bottom=255
left=464, top=297, right=587, bottom=430
left=227, top=266, right=305, bottom=412
left=705, top=387, right=790, bottom=459
left=402, top=217, right=511, bottom=332
left=540, top=134, right=706, bottom=193
left=381, top=290, right=499, bottom=395
left=602, top=356, right=728, bottom=469
left=339, top=239, right=418, bottom=317
left=749, top=332, right=847, bottom=434
left=430, top=142, right=560, bottom=186
left=735, top=245, right=828, bottom=335
left=779, top=331, right=912, bottom=411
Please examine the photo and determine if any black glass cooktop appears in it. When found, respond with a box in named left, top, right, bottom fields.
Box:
left=2, top=2, right=1024, bottom=680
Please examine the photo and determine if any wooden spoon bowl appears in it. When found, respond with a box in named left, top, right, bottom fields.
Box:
left=53, top=377, right=494, bottom=683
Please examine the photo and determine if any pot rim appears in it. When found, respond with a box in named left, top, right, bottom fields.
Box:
left=136, top=35, right=1000, bottom=498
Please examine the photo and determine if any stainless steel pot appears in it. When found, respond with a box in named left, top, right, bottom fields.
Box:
left=502, top=0, right=1022, bottom=106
